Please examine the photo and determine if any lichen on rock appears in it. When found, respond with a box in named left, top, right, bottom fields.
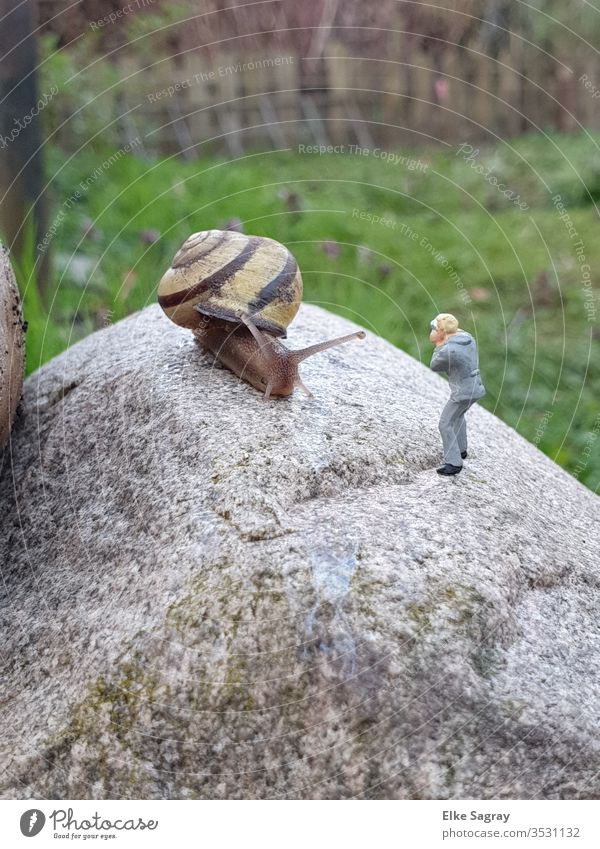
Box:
left=0, top=303, right=599, bottom=799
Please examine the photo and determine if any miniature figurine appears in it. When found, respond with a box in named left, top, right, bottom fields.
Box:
left=429, top=313, right=485, bottom=476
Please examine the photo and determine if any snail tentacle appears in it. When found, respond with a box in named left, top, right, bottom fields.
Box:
left=295, top=377, right=314, bottom=398
left=240, top=312, right=279, bottom=367
left=291, top=330, right=367, bottom=365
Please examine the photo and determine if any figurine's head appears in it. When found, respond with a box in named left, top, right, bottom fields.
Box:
left=429, top=313, right=458, bottom=344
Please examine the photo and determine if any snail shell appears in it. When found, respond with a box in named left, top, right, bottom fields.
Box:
left=157, top=230, right=302, bottom=337
left=157, top=229, right=366, bottom=398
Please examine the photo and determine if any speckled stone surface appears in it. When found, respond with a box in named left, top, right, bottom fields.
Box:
left=0, top=247, right=24, bottom=450
left=0, top=303, right=599, bottom=799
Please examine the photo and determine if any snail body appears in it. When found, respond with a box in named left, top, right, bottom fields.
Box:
left=158, top=230, right=365, bottom=399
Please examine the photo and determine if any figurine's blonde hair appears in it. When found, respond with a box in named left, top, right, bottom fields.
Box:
left=434, top=313, right=460, bottom=333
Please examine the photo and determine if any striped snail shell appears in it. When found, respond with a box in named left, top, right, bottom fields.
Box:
left=157, top=230, right=301, bottom=337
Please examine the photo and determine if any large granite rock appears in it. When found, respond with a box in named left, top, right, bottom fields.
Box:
left=0, top=247, right=24, bottom=450
left=0, top=303, right=599, bottom=800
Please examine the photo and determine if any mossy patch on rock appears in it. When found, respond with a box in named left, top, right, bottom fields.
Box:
left=1, top=304, right=599, bottom=799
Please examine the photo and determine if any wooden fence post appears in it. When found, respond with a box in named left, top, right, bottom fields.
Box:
left=0, top=0, right=49, bottom=296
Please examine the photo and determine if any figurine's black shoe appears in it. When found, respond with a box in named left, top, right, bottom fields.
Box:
left=436, top=463, right=463, bottom=476
left=461, top=450, right=467, bottom=459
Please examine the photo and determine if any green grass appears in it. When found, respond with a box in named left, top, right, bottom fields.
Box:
left=12, top=131, right=600, bottom=492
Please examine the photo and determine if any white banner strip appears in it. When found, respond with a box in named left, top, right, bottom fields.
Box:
left=0, top=799, right=598, bottom=848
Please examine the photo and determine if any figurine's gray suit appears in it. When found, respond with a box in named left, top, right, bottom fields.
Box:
left=430, top=331, right=485, bottom=466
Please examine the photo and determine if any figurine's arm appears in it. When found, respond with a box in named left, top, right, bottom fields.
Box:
left=430, top=343, right=450, bottom=374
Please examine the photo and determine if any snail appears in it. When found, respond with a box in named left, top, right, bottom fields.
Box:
left=157, top=230, right=365, bottom=399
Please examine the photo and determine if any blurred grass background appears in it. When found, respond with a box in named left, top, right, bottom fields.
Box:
left=13, top=130, right=600, bottom=492
left=3, top=1, right=599, bottom=493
